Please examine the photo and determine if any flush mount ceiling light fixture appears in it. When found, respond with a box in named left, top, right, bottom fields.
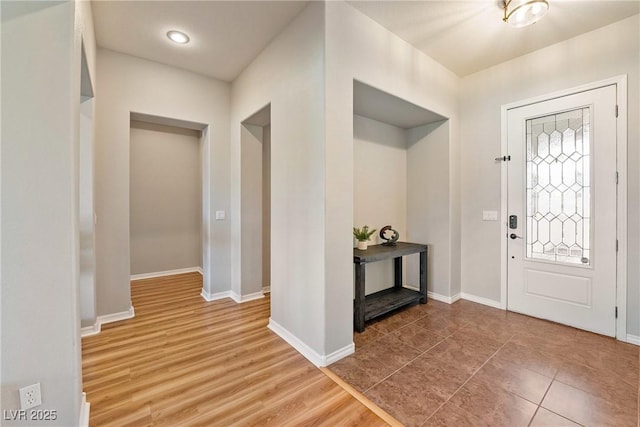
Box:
left=167, top=30, right=190, bottom=44
left=503, top=0, right=549, bottom=27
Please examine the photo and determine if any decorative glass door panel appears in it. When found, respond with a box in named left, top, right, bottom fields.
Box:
left=526, top=108, right=591, bottom=265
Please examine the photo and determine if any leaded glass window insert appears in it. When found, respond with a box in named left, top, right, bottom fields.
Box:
left=526, top=108, right=591, bottom=265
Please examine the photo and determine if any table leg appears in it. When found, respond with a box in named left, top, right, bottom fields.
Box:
left=419, top=250, right=427, bottom=304
left=354, top=262, right=366, bottom=332
left=394, top=257, right=402, bottom=289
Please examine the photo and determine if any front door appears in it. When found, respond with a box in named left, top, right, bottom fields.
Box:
left=507, top=85, right=618, bottom=336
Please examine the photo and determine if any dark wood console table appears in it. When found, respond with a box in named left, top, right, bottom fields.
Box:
left=353, top=242, right=428, bottom=332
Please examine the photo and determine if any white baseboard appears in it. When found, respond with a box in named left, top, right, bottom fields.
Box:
left=201, top=289, right=231, bottom=302
left=402, top=286, right=460, bottom=304
left=324, top=342, right=355, bottom=365
left=269, top=318, right=348, bottom=367
left=98, top=306, right=135, bottom=325
left=201, top=289, right=265, bottom=303
left=79, top=392, right=90, bottom=427
left=131, top=267, right=203, bottom=281
left=626, top=334, right=640, bottom=346
left=80, top=323, right=101, bottom=338
left=427, top=290, right=460, bottom=304
left=262, top=286, right=271, bottom=294
left=81, top=306, right=135, bottom=338
left=460, top=292, right=505, bottom=310
left=231, top=291, right=265, bottom=303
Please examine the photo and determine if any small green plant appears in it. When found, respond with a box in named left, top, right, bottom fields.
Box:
left=353, top=225, right=377, bottom=242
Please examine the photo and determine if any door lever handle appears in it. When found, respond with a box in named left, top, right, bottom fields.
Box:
left=509, top=233, right=523, bottom=240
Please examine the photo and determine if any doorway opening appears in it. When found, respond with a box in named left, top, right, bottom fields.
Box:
left=239, top=104, right=271, bottom=301
left=128, top=113, right=210, bottom=289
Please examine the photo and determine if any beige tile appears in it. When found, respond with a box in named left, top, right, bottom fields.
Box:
left=492, top=341, right=560, bottom=379
left=391, top=323, right=446, bottom=352
left=424, top=401, right=491, bottom=427
left=365, top=369, right=445, bottom=427
left=369, top=311, right=415, bottom=334
left=353, top=327, right=386, bottom=349
left=522, top=318, right=580, bottom=341
left=563, top=344, right=639, bottom=385
left=529, top=408, right=581, bottom=427
left=328, top=354, right=386, bottom=392
left=448, top=330, right=504, bottom=360
left=574, top=330, right=639, bottom=360
left=541, top=380, right=637, bottom=427
left=555, top=360, right=638, bottom=411
left=413, top=313, right=467, bottom=336
left=448, top=375, right=538, bottom=427
left=357, top=333, right=422, bottom=372
left=421, top=339, right=487, bottom=375
left=474, top=357, right=553, bottom=404
left=402, top=354, right=471, bottom=400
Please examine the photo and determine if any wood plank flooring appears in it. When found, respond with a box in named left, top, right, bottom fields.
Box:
left=82, top=273, right=387, bottom=426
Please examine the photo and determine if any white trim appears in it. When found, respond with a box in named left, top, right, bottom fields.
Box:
left=262, top=286, right=271, bottom=294
left=460, top=292, right=505, bottom=310
left=130, top=267, right=202, bottom=281
left=499, top=76, right=628, bottom=341
left=324, top=343, right=355, bottom=365
left=79, top=392, right=90, bottom=427
left=427, top=291, right=457, bottom=304
left=80, top=323, right=101, bottom=338
left=626, top=334, right=640, bottom=346
left=201, top=289, right=231, bottom=302
left=231, top=291, right=264, bottom=303
left=97, top=306, right=135, bottom=325
left=268, top=318, right=325, bottom=367
left=403, top=286, right=461, bottom=304
left=81, top=306, right=134, bottom=338
left=428, top=291, right=461, bottom=304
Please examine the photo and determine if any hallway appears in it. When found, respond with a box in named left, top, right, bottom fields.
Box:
left=82, top=273, right=385, bottom=426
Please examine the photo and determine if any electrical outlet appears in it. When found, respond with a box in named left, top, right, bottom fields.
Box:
left=19, top=383, right=42, bottom=410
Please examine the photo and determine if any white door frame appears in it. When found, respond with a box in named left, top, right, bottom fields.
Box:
left=500, top=76, right=628, bottom=342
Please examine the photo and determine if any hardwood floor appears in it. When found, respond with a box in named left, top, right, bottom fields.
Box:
left=82, top=273, right=387, bottom=426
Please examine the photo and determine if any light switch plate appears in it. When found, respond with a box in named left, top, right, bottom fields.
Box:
left=215, top=210, right=225, bottom=220
left=482, top=210, right=498, bottom=221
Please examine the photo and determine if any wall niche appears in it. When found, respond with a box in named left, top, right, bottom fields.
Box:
left=353, top=80, right=450, bottom=298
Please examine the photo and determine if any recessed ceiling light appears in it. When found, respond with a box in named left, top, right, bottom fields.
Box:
left=167, top=30, right=190, bottom=44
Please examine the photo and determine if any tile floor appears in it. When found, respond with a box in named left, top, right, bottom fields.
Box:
left=328, top=299, right=639, bottom=427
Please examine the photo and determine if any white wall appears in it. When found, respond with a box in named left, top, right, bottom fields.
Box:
left=129, top=121, right=202, bottom=275
left=94, top=49, right=230, bottom=316
left=240, top=124, right=263, bottom=295
left=324, top=0, right=460, bottom=354
left=459, top=15, right=640, bottom=335
left=353, top=114, right=407, bottom=294
left=231, top=2, right=326, bottom=357
left=1, top=0, right=93, bottom=424
left=406, top=121, right=451, bottom=297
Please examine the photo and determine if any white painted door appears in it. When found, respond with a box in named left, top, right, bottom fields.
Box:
left=507, top=85, right=617, bottom=336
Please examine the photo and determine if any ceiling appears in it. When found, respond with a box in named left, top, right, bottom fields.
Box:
left=347, top=0, right=640, bottom=77
left=92, top=1, right=639, bottom=81
left=92, top=1, right=308, bottom=82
